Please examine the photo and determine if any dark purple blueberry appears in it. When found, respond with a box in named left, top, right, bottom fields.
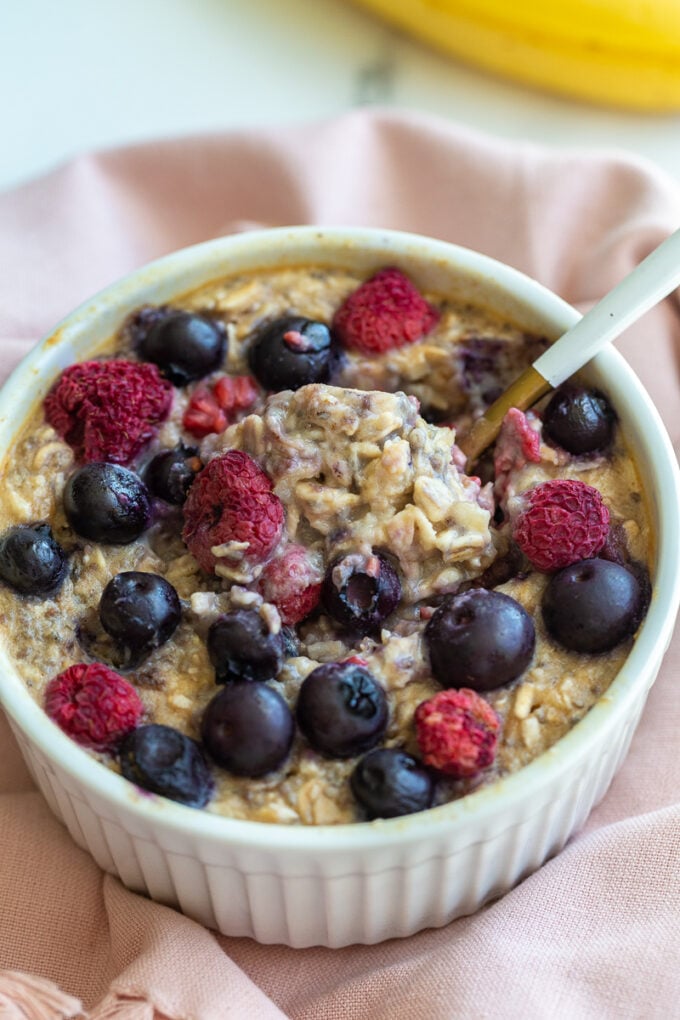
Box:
left=542, top=558, right=645, bottom=654
left=145, top=444, right=200, bottom=504
left=296, top=661, right=388, bottom=758
left=119, top=724, right=213, bottom=807
left=543, top=385, right=616, bottom=455
left=99, top=572, right=181, bottom=658
left=248, top=316, right=334, bottom=392
left=425, top=589, right=535, bottom=692
left=322, top=552, right=401, bottom=636
left=137, top=309, right=226, bottom=386
left=201, top=683, right=294, bottom=777
left=0, top=523, right=67, bottom=596
left=207, top=609, right=285, bottom=684
left=350, top=747, right=434, bottom=819
left=64, top=463, right=151, bottom=544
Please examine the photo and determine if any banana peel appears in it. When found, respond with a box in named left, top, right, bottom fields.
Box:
left=351, top=0, right=680, bottom=111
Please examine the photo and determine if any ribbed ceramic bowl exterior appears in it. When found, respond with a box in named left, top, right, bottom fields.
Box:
left=1, top=228, right=678, bottom=948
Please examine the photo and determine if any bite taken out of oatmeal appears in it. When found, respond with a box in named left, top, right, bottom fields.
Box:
left=0, top=264, right=652, bottom=825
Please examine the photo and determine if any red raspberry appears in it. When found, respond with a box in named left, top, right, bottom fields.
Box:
left=183, top=375, right=259, bottom=438
left=332, top=267, right=440, bottom=355
left=44, top=359, right=172, bottom=465
left=415, top=688, right=501, bottom=778
left=259, top=544, right=323, bottom=625
left=45, top=662, right=144, bottom=752
left=494, top=407, right=541, bottom=478
left=512, top=478, right=610, bottom=572
left=182, top=450, right=284, bottom=574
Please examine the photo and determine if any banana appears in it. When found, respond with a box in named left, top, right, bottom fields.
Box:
left=351, top=0, right=680, bottom=111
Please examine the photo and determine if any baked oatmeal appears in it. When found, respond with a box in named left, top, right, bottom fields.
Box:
left=0, top=264, right=650, bottom=824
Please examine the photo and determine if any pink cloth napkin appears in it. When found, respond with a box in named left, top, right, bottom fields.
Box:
left=0, top=108, right=679, bottom=1019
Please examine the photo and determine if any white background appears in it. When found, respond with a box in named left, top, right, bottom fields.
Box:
left=2, top=0, right=680, bottom=193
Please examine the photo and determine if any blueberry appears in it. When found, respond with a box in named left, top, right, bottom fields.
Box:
left=138, top=309, right=226, bottom=386
left=0, top=523, right=67, bottom=596
left=425, top=589, right=535, bottom=692
left=543, top=385, right=616, bottom=455
left=201, top=683, right=294, bottom=777
left=145, top=444, right=200, bottom=504
left=350, top=747, right=434, bottom=819
left=207, top=609, right=285, bottom=684
left=99, top=572, right=181, bottom=659
left=322, top=552, right=401, bottom=636
left=542, top=557, right=645, bottom=654
left=64, top=463, right=151, bottom=544
left=119, top=724, right=213, bottom=807
left=296, top=661, right=388, bottom=758
left=248, top=316, right=334, bottom=392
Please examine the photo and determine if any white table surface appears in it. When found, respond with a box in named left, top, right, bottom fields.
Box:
left=3, top=0, right=680, bottom=193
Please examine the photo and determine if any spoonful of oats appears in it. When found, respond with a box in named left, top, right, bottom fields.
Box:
left=458, top=226, right=680, bottom=469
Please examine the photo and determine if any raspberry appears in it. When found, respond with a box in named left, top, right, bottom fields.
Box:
left=259, top=544, right=323, bottom=625
left=44, top=359, right=172, bottom=465
left=415, top=688, right=501, bottom=778
left=512, top=478, right=610, bottom=572
left=183, top=375, right=258, bottom=438
left=494, top=408, right=541, bottom=479
left=45, top=662, right=144, bottom=752
left=182, top=450, right=284, bottom=575
left=332, top=268, right=439, bottom=355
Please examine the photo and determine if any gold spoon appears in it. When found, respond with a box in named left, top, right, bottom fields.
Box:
left=457, top=227, right=680, bottom=469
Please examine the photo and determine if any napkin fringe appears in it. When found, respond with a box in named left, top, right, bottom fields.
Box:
left=88, top=995, right=157, bottom=1020
left=0, top=970, right=82, bottom=1019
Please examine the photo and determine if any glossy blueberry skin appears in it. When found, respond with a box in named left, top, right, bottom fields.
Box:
left=543, top=385, right=616, bottom=455
left=321, top=553, right=402, bottom=636
left=64, top=463, right=151, bottom=544
left=138, top=309, right=226, bottom=386
left=145, top=444, right=200, bottom=504
left=201, top=682, right=295, bottom=777
left=542, top=557, right=645, bottom=654
left=119, top=724, right=214, bottom=808
left=99, top=571, right=181, bottom=656
left=0, top=523, right=67, bottom=595
left=425, top=588, right=535, bottom=692
left=296, top=661, right=388, bottom=759
left=350, top=747, right=434, bottom=819
left=207, top=610, right=285, bottom=684
left=248, top=316, right=334, bottom=392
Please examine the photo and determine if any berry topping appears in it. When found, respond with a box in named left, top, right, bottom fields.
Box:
left=119, top=724, right=213, bottom=808
left=64, top=463, right=152, bottom=544
left=207, top=609, right=285, bottom=684
left=542, top=558, right=645, bottom=654
left=99, top=572, right=181, bottom=661
left=321, top=552, right=401, bottom=635
left=258, top=544, right=323, bottom=626
left=45, top=662, right=143, bottom=752
left=182, top=451, right=284, bottom=575
left=201, top=682, right=294, bottom=777
left=296, top=660, right=388, bottom=758
left=44, top=360, right=173, bottom=465
left=350, top=747, right=434, bottom=819
left=144, top=444, right=201, bottom=504
left=425, top=589, right=535, bottom=692
left=0, top=523, right=67, bottom=596
left=332, top=268, right=439, bottom=355
left=136, top=309, right=226, bottom=386
left=248, top=316, right=335, bottom=391
left=512, top=479, right=610, bottom=572
left=182, top=375, right=258, bottom=438
left=414, top=688, right=501, bottom=778
left=494, top=407, right=541, bottom=479
left=543, top=385, right=616, bottom=455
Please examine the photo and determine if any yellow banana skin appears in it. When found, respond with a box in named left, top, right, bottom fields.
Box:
left=351, top=0, right=680, bottom=111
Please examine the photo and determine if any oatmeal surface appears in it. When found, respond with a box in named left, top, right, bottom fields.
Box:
left=0, top=264, right=651, bottom=824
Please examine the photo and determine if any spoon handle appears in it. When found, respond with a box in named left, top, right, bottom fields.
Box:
left=459, top=227, right=680, bottom=466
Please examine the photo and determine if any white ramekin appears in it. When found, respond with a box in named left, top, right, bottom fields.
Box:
left=0, top=227, right=678, bottom=948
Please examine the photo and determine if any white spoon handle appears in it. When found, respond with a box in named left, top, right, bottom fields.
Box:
left=533, top=226, right=680, bottom=387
